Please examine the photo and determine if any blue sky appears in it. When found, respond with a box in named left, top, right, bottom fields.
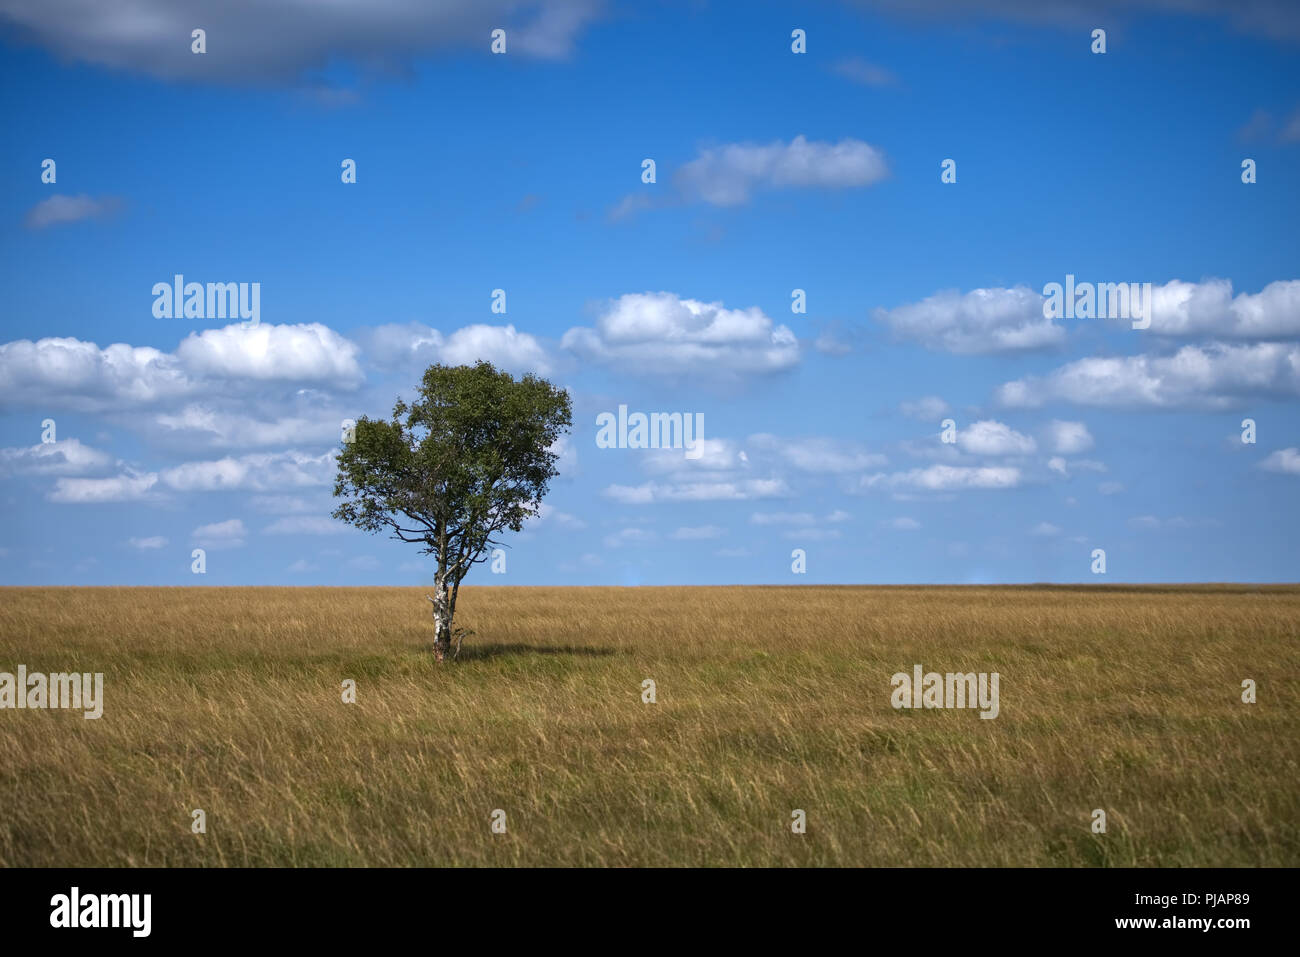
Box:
left=1, top=0, right=1298, bottom=586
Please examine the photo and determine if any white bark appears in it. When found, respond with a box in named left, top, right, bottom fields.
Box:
left=429, top=573, right=452, bottom=662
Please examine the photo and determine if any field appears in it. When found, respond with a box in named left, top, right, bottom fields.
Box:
left=1, top=585, right=1297, bottom=867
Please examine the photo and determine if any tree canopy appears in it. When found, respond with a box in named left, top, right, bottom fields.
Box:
left=333, top=361, right=572, bottom=658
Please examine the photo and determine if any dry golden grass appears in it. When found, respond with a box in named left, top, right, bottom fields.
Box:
left=0, top=585, right=1296, bottom=867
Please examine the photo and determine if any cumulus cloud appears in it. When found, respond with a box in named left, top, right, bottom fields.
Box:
left=0, top=0, right=602, bottom=84
left=1261, top=447, right=1300, bottom=474
left=1140, top=278, right=1300, bottom=338
left=1047, top=456, right=1106, bottom=477
left=47, top=449, right=335, bottom=503
left=859, top=464, right=1022, bottom=491
left=191, top=518, right=246, bottom=548
left=995, top=343, right=1300, bottom=410
left=641, top=438, right=744, bottom=475
left=363, top=321, right=552, bottom=375
left=177, top=323, right=363, bottom=386
left=746, top=434, right=886, bottom=472
left=263, top=516, right=344, bottom=535
left=1044, top=420, right=1094, bottom=454
left=563, top=292, right=798, bottom=379
left=160, top=450, right=336, bottom=492
left=0, top=438, right=113, bottom=476
left=0, top=322, right=362, bottom=412
left=603, top=478, right=790, bottom=504
left=899, top=396, right=951, bottom=421
left=874, top=286, right=1063, bottom=354
left=153, top=405, right=342, bottom=449
left=534, top=501, right=586, bottom=528
left=24, top=194, right=122, bottom=229
left=48, top=470, right=158, bottom=503
left=1030, top=521, right=1060, bottom=536
left=440, top=324, right=554, bottom=374
left=957, top=420, right=1036, bottom=456
left=673, top=135, right=889, bottom=206
left=612, top=136, right=889, bottom=216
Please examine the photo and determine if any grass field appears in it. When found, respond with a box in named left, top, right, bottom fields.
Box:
left=1, top=585, right=1297, bottom=867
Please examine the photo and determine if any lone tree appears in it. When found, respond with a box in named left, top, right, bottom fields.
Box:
left=333, top=361, right=572, bottom=661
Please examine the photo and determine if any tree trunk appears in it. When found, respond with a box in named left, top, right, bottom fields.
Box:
left=431, top=571, right=452, bottom=662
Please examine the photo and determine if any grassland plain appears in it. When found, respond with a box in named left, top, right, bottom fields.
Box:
left=0, top=585, right=1297, bottom=867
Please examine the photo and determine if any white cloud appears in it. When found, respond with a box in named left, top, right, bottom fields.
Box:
left=48, top=471, right=158, bottom=503
left=1031, top=522, right=1060, bottom=536
left=957, top=420, right=1036, bottom=456
left=860, top=465, right=1023, bottom=491
left=884, top=516, right=921, bottom=530
left=0, top=0, right=602, bottom=83
left=126, top=536, right=168, bottom=549
left=603, top=527, right=656, bottom=548
left=1261, top=447, right=1300, bottom=474
left=996, top=343, right=1300, bottom=410
left=160, top=450, right=336, bottom=492
left=363, top=321, right=553, bottom=375
left=440, top=324, right=553, bottom=375
left=535, top=501, right=587, bottom=528
left=24, top=194, right=121, bottom=229
left=0, top=337, right=188, bottom=411
left=751, top=510, right=851, bottom=527
left=250, top=494, right=319, bottom=514
left=832, top=57, right=898, bottom=87
left=563, top=292, right=798, bottom=379
left=785, top=527, right=842, bottom=541
left=899, top=396, right=951, bottom=421
left=176, top=322, right=363, bottom=387
left=0, top=438, right=113, bottom=476
left=1143, top=278, right=1300, bottom=338
left=814, top=329, right=853, bottom=356
left=875, top=286, right=1064, bottom=354
left=264, top=516, right=344, bottom=535
left=153, top=405, right=341, bottom=449
left=0, top=322, right=362, bottom=412
left=641, top=438, right=743, bottom=475
left=746, top=434, right=887, bottom=472
left=192, top=518, right=246, bottom=548
left=1044, top=420, right=1094, bottom=454
left=673, top=135, right=889, bottom=207
left=604, top=478, right=790, bottom=504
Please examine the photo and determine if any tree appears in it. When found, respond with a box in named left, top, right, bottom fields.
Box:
left=333, top=361, right=572, bottom=661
